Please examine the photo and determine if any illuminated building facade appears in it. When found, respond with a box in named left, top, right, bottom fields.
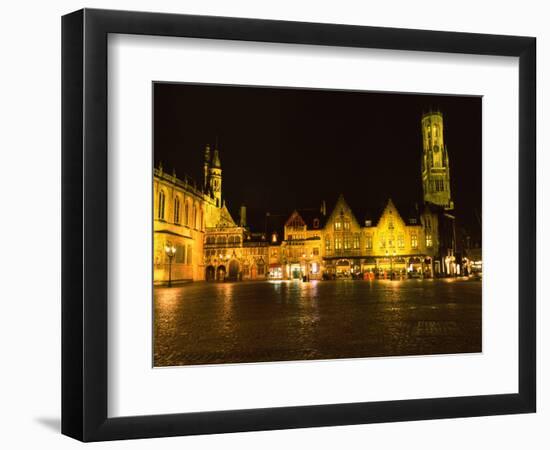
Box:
left=153, top=112, right=459, bottom=284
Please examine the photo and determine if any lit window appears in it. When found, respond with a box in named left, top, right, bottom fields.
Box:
left=379, top=236, right=386, bottom=248
left=353, top=234, right=360, bottom=249
left=365, top=235, right=373, bottom=249
left=344, top=237, right=351, bottom=250
left=311, top=262, right=318, bottom=274
left=334, top=221, right=342, bottom=231
left=158, top=190, right=165, bottom=219
left=397, top=235, right=404, bottom=248
left=335, top=236, right=342, bottom=250
left=365, top=220, right=372, bottom=227
left=344, top=220, right=350, bottom=231
left=426, top=234, right=433, bottom=247
left=325, top=237, right=331, bottom=251
left=272, top=233, right=277, bottom=243
left=411, top=233, right=418, bottom=249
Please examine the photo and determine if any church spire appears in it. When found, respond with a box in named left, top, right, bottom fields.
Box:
left=209, top=142, right=222, bottom=207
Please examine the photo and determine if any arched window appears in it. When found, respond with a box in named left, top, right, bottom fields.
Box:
left=157, top=190, right=165, bottom=219
left=174, top=196, right=181, bottom=224
left=228, top=236, right=235, bottom=245
left=234, top=236, right=241, bottom=246
left=184, top=202, right=189, bottom=226
left=216, top=236, right=227, bottom=245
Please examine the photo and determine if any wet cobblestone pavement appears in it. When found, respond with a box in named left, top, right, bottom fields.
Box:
left=154, top=279, right=481, bottom=367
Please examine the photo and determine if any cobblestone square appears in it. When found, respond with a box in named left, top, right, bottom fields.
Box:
left=154, top=279, right=481, bottom=367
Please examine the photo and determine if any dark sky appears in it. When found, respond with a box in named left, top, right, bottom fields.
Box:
left=154, top=83, right=481, bottom=234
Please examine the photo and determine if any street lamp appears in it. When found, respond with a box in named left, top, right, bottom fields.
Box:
left=164, top=244, right=176, bottom=287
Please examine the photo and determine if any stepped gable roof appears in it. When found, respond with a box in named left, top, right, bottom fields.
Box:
left=241, top=196, right=426, bottom=235
left=345, top=197, right=424, bottom=228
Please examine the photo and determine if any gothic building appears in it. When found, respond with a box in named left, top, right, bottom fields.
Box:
left=153, top=111, right=459, bottom=285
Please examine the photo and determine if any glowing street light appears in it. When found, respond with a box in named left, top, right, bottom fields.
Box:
left=164, top=244, right=176, bottom=287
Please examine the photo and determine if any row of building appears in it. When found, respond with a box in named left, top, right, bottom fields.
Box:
left=153, top=111, right=478, bottom=284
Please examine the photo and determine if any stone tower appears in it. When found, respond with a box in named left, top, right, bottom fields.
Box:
left=209, top=145, right=222, bottom=207
left=421, top=111, right=454, bottom=210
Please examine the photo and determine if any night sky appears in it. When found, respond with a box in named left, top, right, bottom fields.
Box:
left=154, top=83, right=481, bottom=234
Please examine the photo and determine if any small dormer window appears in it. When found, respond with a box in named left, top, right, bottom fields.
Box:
left=365, top=220, right=372, bottom=227
left=272, top=233, right=277, bottom=243
left=313, top=218, right=320, bottom=229
left=410, top=218, right=417, bottom=224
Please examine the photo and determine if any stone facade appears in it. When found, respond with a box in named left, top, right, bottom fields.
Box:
left=153, top=113, right=459, bottom=284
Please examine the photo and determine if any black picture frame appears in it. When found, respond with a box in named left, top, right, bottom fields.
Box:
left=62, top=8, right=536, bottom=442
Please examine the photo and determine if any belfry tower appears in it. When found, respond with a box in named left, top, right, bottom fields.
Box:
left=421, top=111, right=454, bottom=210
left=209, top=145, right=222, bottom=207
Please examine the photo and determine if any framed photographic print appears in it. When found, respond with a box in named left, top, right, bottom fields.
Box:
left=62, top=8, right=536, bottom=441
